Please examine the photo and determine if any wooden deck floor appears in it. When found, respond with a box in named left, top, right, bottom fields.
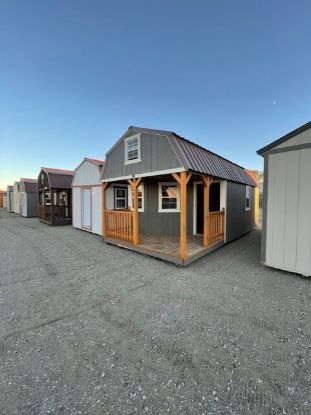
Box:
left=139, top=235, right=206, bottom=258
left=104, top=234, right=225, bottom=266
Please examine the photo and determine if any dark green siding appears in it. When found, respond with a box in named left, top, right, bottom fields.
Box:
left=226, top=182, right=255, bottom=242
left=103, top=132, right=182, bottom=180
left=139, top=181, right=194, bottom=236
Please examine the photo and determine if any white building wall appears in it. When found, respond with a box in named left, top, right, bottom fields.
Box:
left=265, top=147, right=311, bottom=276
left=72, top=187, right=81, bottom=230
left=20, top=192, right=27, bottom=217
left=13, top=184, right=20, bottom=214
left=274, top=127, right=311, bottom=149
left=72, top=160, right=103, bottom=235
left=72, top=161, right=100, bottom=186
left=92, top=187, right=102, bottom=235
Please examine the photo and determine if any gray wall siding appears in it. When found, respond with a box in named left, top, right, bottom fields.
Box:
left=103, top=133, right=182, bottom=180
left=27, top=193, right=38, bottom=217
left=139, top=181, right=194, bottom=236
left=226, top=182, right=255, bottom=243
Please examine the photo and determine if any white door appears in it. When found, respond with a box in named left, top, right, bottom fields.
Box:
left=82, top=188, right=91, bottom=229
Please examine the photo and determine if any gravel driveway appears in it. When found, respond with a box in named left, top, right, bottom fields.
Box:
left=0, top=208, right=310, bottom=414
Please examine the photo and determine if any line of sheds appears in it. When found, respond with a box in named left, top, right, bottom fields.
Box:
left=5, top=123, right=309, bottom=275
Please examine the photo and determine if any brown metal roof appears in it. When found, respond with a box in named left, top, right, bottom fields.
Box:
left=42, top=167, right=74, bottom=189
left=128, top=126, right=255, bottom=186
left=20, top=178, right=38, bottom=193
left=85, top=158, right=104, bottom=166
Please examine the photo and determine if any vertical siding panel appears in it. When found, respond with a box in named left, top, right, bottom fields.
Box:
left=296, top=148, right=311, bottom=275
left=283, top=151, right=299, bottom=272
left=265, top=155, right=276, bottom=267
left=72, top=188, right=81, bottom=229
left=226, top=182, right=255, bottom=242
left=271, top=153, right=287, bottom=269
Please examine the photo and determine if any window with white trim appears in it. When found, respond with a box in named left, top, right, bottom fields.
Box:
left=130, top=184, right=144, bottom=212
left=245, top=186, right=251, bottom=211
left=158, top=183, right=180, bottom=212
left=114, top=187, right=128, bottom=210
left=125, top=134, right=141, bottom=164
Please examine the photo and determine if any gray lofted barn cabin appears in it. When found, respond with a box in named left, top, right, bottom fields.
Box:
left=101, top=126, right=256, bottom=265
left=37, top=167, right=74, bottom=226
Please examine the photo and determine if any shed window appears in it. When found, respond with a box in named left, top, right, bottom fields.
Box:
left=45, top=192, right=51, bottom=206
left=130, top=184, right=144, bottom=212
left=114, top=187, right=128, bottom=210
left=158, top=183, right=180, bottom=212
left=245, top=186, right=251, bottom=211
left=125, top=134, right=141, bottom=165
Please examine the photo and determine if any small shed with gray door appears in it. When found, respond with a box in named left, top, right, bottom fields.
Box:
left=6, top=186, right=14, bottom=212
left=19, top=178, right=38, bottom=217
left=258, top=121, right=311, bottom=277
left=72, top=158, right=104, bottom=235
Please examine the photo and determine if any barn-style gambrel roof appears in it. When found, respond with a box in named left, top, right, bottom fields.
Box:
left=105, top=126, right=255, bottom=186
left=20, top=178, right=37, bottom=193
left=41, top=167, right=74, bottom=189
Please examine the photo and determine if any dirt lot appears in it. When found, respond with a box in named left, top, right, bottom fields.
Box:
left=0, top=208, right=310, bottom=414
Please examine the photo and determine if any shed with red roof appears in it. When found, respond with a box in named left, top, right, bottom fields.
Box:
left=37, top=167, right=74, bottom=225
left=72, top=158, right=105, bottom=235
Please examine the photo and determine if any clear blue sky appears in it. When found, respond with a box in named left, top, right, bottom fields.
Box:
left=1, top=0, right=311, bottom=189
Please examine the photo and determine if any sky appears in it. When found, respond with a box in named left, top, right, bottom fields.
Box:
left=1, top=0, right=311, bottom=189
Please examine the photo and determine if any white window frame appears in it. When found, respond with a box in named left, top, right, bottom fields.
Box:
left=158, top=182, right=180, bottom=213
left=124, top=134, right=141, bottom=165
left=245, top=185, right=251, bottom=211
left=128, top=183, right=145, bottom=212
left=114, top=187, right=128, bottom=210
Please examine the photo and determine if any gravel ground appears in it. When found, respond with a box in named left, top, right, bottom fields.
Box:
left=0, top=208, right=310, bottom=415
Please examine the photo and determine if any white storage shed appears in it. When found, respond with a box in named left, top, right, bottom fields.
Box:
left=72, top=158, right=104, bottom=235
left=258, top=121, right=311, bottom=277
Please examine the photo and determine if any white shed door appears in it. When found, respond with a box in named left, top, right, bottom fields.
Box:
left=266, top=149, right=311, bottom=276
left=82, top=188, right=91, bottom=229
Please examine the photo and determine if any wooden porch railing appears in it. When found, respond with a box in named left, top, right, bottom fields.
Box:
left=208, top=209, right=225, bottom=244
left=105, top=210, right=133, bottom=242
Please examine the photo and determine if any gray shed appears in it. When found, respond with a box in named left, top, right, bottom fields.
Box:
left=102, top=126, right=257, bottom=265
left=19, top=178, right=38, bottom=218
left=258, top=121, right=311, bottom=277
left=6, top=186, right=14, bottom=212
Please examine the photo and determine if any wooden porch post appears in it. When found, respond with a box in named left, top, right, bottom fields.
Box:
left=201, top=176, right=213, bottom=247
left=102, top=183, right=109, bottom=238
left=128, top=178, right=142, bottom=245
left=172, top=171, right=192, bottom=260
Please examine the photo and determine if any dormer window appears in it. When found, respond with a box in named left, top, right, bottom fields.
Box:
left=125, top=134, right=141, bottom=165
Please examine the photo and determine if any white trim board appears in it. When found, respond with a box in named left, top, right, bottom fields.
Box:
left=102, top=168, right=185, bottom=183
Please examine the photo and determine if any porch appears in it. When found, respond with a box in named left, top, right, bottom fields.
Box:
left=104, top=233, right=224, bottom=266
left=102, top=171, right=225, bottom=265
